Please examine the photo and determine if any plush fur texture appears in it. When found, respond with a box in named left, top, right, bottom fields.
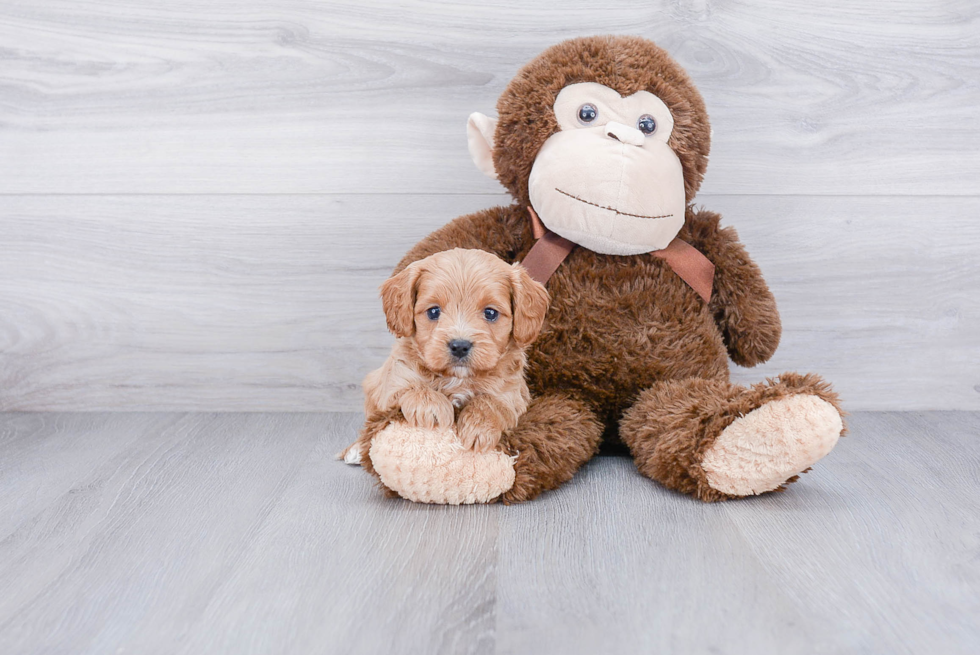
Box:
left=365, top=248, right=548, bottom=453
left=351, top=248, right=549, bottom=499
left=499, top=391, right=603, bottom=504
left=396, top=205, right=779, bottom=432
left=701, top=394, right=843, bottom=496
left=619, top=373, right=845, bottom=502
left=365, top=35, right=844, bottom=503
left=369, top=424, right=516, bottom=505
left=494, top=36, right=711, bottom=207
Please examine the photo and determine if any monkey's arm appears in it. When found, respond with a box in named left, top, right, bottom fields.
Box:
left=394, top=205, right=529, bottom=274
left=684, top=207, right=782, bottom=367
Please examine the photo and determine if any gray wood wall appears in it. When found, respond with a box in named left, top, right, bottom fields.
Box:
left=1, top=0, right=978, bottom=411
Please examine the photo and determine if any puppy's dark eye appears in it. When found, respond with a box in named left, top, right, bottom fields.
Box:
left=578, top=104, right=598, bottom=124
left=483, top=308, right=499, bottom=322
left=637, top=114, right=657, bottom=135
left=426, top=307, right=441, bottom=321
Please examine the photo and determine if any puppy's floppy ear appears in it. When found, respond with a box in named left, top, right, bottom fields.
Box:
left=380, top=262, right=423, bottom=338
left=510, top=263, right=550, bottom=346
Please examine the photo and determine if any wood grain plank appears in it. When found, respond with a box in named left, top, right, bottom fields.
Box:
left=494, top=411, right=980, bottom=654
left=0, top=412, right=496, bottom=655
left=1, top=412, right=977, bottom=653
left=720, top=412, right=980, bottom=653
left=0, top=193, right=494, bottom=411
left=175, top=413, right=497, bottom=655
left=0, top=1, right=977, bottom=194
left=0, top=413, right=185, bottom=548
left=1, top=194, right=977, bottom=411
left=494, top=458, right=826, bottom=654
left=0, top=413, right=326, bottom=652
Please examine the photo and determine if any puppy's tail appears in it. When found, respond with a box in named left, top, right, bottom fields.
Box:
left=336, top=443, right=363, bottom=465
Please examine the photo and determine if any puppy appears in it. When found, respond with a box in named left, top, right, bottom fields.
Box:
left=342, top=248, right=549, bottom=463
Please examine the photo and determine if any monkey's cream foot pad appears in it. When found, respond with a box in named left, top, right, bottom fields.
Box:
left=701, top=395, right=843, bottom=496
left=369, top=423, right=516, bottom=504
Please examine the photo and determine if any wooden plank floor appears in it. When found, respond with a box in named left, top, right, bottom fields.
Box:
left=1, top=412, right=977, bottom=654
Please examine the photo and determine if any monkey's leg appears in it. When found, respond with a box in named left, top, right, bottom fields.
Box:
left=498, top=392, right=603, bottom=504
left=619, top=373, right=844, bottom=502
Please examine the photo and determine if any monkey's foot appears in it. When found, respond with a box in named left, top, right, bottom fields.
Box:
left=369, top=423, right=515, bottom=504
left=700, top=395, right=843, bottom=496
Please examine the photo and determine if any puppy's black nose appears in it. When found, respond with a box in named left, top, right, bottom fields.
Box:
left=448, top=339, right=473, bottom=359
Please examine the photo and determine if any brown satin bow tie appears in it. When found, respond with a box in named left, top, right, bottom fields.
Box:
left=521, top=207, right=715, bottom=303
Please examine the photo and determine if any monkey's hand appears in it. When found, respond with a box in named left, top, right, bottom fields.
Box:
left=399, top=387, right=455, bottom=429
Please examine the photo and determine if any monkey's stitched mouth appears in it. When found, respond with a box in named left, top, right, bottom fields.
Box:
left=555, top=188, right=673, bottom=220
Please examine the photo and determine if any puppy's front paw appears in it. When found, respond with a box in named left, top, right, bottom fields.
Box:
left=400, top=389, right=455, bottom=429
left=457, top=414, right=502, bottom=453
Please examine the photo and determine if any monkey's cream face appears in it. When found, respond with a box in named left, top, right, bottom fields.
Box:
left=527, top=82, right=686, bottom=255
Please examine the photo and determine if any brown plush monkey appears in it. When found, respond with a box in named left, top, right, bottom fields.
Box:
left=353, top=35, right=844, bottom=504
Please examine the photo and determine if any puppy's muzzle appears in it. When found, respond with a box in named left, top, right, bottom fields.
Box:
left=448, top=339, right=473, bottom=361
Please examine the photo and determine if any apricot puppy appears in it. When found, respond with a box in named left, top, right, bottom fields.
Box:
left=353, top=248, right=549, bottom=457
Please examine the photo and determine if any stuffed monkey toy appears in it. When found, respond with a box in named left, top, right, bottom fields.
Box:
left=353, top=35, right=844, bottom=504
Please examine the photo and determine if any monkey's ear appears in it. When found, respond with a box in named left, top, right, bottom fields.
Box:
left=379, top=262, right=423, bottom=338
left=510, top=263, right=550, bottom=347
left=467, top=112, right=498, bottom=179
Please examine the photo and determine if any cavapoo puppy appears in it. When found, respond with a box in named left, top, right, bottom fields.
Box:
left=342, top=248, right=549, bottom=463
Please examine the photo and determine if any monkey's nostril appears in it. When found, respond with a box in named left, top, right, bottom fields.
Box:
left=448, top=339, right=473, bottom=359
left=604, top=121, right=645, bottom=146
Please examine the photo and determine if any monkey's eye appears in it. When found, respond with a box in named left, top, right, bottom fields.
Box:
left=483, top=308, right=499, bottom=322
left=426, top=307, right=441, bottom=321
left=577, top=104, right=598, bottom=124
left=637, top=114, right=657, bottom=135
